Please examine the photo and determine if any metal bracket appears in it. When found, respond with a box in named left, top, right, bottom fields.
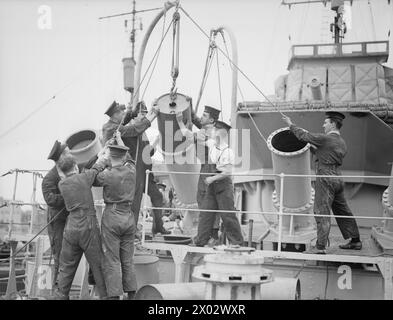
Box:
left=377, top=258, right=393, bottom=300
left=170, top=246, right=189, bottom=283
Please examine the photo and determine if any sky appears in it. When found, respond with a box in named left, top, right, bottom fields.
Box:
left=0, top=0, right=393, bottom=202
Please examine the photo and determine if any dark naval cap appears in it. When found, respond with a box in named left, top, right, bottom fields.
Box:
left=325, top=111, right=345, bottom=121
left=157, top=182, right=166, bottom=189
left=48, top=140, right=67, bottom=162
left=105, top=101, right=126, bottom=117
left=108, top=144, right=129, bottom=157
left=215, top=120, right=231, bottom=131
left=204, top=105, right=221, bottom=121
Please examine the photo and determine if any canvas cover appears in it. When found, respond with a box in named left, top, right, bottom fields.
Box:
left=328, top=65, right=352, bottom=102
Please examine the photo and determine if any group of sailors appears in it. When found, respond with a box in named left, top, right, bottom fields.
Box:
left=41, top=100, right=242, bottom=299
left=41, top=97, right=362, bottom=299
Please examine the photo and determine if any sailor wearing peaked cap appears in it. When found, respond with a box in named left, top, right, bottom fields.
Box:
left=104, top=101, right=126, bottom=117
left=42, top=139, right=72, bottom=288
left=101, top=98, right=168, bottom=238
left=156, top=182, right=166, bottom=190
left=94, top=142, right=138, bottom=299
left=281, top=111, right=361, bottom=254
left=215, top=120, right=231, bottom=131
left=108, top=144, right=129, bottom=157
left=47, top=140, right=68, bottom=162
left=176, top=105, right=243, bottom=247
left=203, top=105, right=221, bottom=121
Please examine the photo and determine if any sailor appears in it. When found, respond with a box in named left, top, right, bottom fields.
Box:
left=177, top=106, right=243, bottom=246
left=54, top=148, right=109, bottom=299
left=102, top=100, right=148, bottom=145
left=282, top=111, right=362, bottom=254
left=42, top=140, right=73, bottom=289
left=198, top=120, right=244, bottom=247
left=129, top=101, right=170, bottom=236
left=94, top=142, right=137, bottom=300
left=102, top=100, right=169, bottom=236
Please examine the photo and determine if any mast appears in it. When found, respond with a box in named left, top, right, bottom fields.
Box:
left=282, top=0, right=349, bottom=43
left=98, top=2, right=162, bottom=105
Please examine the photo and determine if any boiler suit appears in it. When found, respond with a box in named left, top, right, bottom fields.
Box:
left=289, top=124, right=360, bottom=249
left=56, top=162, right=107, bottom=299
left=102, top=115, right=166, bottom=233
left=94, top=162, right=137, bottom=297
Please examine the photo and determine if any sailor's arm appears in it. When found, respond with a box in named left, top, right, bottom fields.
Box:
left=176, top=111, right=195, bottom=141
left=191, top=110, right=202, bottom=129
left=85, top=147, right=110, bottom=186
left=42, top=171, right=64, bottom=207
left=282, top=115, right=325, bottom=147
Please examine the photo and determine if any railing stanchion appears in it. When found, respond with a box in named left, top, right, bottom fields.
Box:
left=278, top=173, right=285, bottom=253
left=142, top=169, right=150, bottom=246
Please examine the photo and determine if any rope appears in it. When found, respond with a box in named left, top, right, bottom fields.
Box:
left=298, top=2, right=310, bottom=43
left=220, top=30, right=269, bottom=144
left=0, top=43, right=124, bottom=141
left=216, top=44, right=223, bottom=120
left=179, top=6, right=286, bottom=118
left=170, top=7, right=181, bottom=94
left=368, top=0, right=377, bottom=41
left=324, top=263, right=329, bottom=299
left=194, top=33, right=216, bottom=114
left=141, top=8, right=167, bottom=100
left=7, top=207, right=66, bottom=260
left=114, top=15, right=175, bottom=136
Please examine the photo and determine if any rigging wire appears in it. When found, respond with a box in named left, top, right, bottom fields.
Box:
left=7, top=207, right=66, bottom=260
left=115, top=12, right=175, bottom=134
left=132, top=16, right=173, bottom=100
left=179, top=5, right=286, bottom=119
left=215, top=42, right=223, bottom=120
left=298, top=2, right=310, bottom=43
left=221, top=34, right=269, bottom=144
left=357, top=2, right=371, bottom=40
left=324, top=263, right=329, bottom=299
left=0, top=44, right=125, bottom=141
left=141, top=7, right=167, bottom=100
left=368, top=0, right=377, bottom=41
left=194, top=31, right=217, bottom=114
left=260, top=2, right=282, bottom=82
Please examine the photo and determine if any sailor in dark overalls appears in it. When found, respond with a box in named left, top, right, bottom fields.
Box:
left=282, top=112, right=361, bottom=254
left=94, top=143, right=137, bottom=300
left=197, top=121, right=244, bottom=246
left=102, top=101, right=169, bottom=235
left=54, top=150, right=109, bottom=299
left=42, top=140, right=72, bottom=289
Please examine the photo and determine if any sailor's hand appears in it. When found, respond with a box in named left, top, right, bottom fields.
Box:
left=282, top=115, right=293, bottom=126
left=151, top=105, right=159, bottom=115
left=114, top=130, right=124, bottom=146
left=98, top=146, right=110, bottom=161
left=176, top=111, right=183, bottom=123
left=204, top=176, right=214, bottom=185
left=105, top=137, right=115, bottom=147
left=196, top=130, right=206, bottom=142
